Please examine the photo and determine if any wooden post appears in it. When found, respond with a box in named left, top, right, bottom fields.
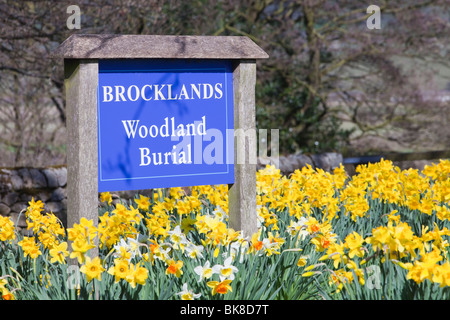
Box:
left=64, top=59, right=99, bottom=258
left=228, top=60, right=258, bottom=238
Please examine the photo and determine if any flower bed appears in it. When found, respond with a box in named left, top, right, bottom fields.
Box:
left=1, top=159, right=449, bottom=300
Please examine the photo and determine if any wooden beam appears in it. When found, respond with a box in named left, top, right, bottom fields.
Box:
left=228, top=60, right=258, bottom=238
left=64, top=59, right=99, bottom=259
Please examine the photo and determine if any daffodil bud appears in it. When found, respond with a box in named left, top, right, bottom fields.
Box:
left=304, top=265, right=315, bottom=271
left=318, top=254, right=329, bottom=261
left=301, top=271, right=316, bottom=277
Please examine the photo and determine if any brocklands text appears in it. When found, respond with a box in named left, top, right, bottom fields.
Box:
left=102, top=82, right=224, bottom=102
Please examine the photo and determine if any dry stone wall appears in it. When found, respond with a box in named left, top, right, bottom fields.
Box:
left=258, top=152, right=343, bottom=175
left=0, top=166, right=68, bottom=232
left=0, top=152, right=344, bottom=230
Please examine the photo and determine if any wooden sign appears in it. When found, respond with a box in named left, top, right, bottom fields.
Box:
left=55, top=34, right=268, bottom=243
left=97, top=59, right=234, bottom=192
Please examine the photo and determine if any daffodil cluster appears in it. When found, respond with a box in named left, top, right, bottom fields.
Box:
left=0, top=158, right=449, bottom=300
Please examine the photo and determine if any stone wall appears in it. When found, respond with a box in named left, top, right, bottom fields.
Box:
left=0, top=166, right=68, bottom=232
left=0, top=152, right=344, bottom=230
left=257, top=152, right=344, bottom=175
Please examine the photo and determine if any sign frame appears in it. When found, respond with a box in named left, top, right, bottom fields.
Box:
left=96, top=58, right=235, bottom=192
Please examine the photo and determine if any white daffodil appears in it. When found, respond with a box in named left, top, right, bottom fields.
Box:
left=226, top=241, right=248, bottom=263
left=261, top=238, right=280, bottom=256
left=127, top=236, right=142, bottom=258
left=185, top=243, right=204, bottom=260
left=167, top=225, right=184, bottom=243
left=177, top=283, right=201, bottom=300
left=287, top=217, right=309, bottom=239
left=212, top=205, right=228, bottom=221
left=194, top=260, right=213, bottom=282
left=167, top=225, right=188, bottom=251
left=113, top=236, right=143, bottom=261
left=113, top=238, right=133, bottom=261
left=212, top=256, right=239, bottom=281
left=154, top=245, right=171, bottom=261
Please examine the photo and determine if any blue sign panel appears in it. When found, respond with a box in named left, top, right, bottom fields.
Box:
left=97, top=59, right=234, bottom=192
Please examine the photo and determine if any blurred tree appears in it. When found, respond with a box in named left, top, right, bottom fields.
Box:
left=219, top=0, right=450, bottom=155
left=0, top=0, right=448, bottom=165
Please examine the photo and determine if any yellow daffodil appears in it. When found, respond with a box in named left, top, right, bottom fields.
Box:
left=70, top=237, right=96, bottom=264
left=345, top=231, right=365, bottom=259
left=49, top=241, right=69, bottom=264
left=80, top=256, right=105, bottom=282
left=100, top=192, right=113, bottom=205
left=108, top=258, right=130, bottom=283
left=18, top=237, right=42, bottom=259
left=134, top=194, right=151, bottom=211
left=0, top=216, right=15, bottom=243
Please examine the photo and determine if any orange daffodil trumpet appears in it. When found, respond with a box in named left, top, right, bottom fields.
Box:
left=165, top=259, right=184, bottom=278
left=207, top=279, right=233, bottom=296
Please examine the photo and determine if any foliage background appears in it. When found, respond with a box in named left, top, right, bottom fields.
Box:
left=0, top=0, right=449, bottom=166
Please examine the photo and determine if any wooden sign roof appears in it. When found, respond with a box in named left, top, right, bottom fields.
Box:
left=54, top=34, right=269, bottom=60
